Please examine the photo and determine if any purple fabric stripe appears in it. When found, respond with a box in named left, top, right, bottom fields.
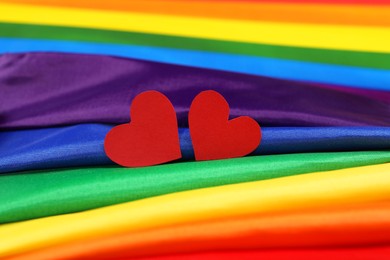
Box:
left=311, top=83, right=390, bottom=103
left=1, top=52, right=389, bottom=129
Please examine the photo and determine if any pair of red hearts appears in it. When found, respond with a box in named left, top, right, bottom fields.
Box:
left=104, top=90, right=261, bottom=167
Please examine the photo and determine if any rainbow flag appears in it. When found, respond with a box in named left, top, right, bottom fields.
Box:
left=1, top=1, right=390, bottom=259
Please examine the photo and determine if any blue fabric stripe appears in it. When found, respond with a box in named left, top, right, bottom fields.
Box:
left=1, top=124, right=390, bottom=173
left=1, top=38, right=390, bottom=90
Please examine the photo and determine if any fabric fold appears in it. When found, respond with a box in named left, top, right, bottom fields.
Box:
left=8, top=203, right=390, bottom=259
left=2, top=23, right=390, bottom=71
left=3, top=38, right=390, bottom=90
left=2, top=1, right=390, bottom=27
left=2, top=125, right=390, bottom=173
left=135, top=247, right=390, bottom=260
left=0, top=162, right=390, bottom=258
left=2, top=151, right=390, bottom=224
left=1, top=53, right=389, bottom=129
left=1, top=2, right=390, bottom=53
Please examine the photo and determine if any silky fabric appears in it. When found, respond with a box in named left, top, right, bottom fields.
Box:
left=1, top=53, right=389, bottom=129
left=313, top=83, right=390, bottom=103
left=2, top=23, right=390, bottom=71
left=3, top=151, right=389, bottom=224
left=1, top=3, right=390, bottom=53
left=3, top=39, right=390, bottom=90
left=9, top=203, right=390, bottom=259
left=3, top=1, right=390, bottom=26
left=0, top=124, right=112, bottom=174
left=0, top=163, right=390, bottom=258
left=181, top=0, right=390, bottom=4
left=142, top=247, right=390, bottom=260
left=2, top=125, right=390, bottom=173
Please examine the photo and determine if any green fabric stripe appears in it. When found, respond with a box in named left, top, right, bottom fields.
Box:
left=1, top=22, right=390, bottom=70
left=1, top=151, right=390, bottom=224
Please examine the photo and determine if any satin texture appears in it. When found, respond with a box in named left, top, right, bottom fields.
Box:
left=3, top=39, right=390, bottom=90
left=3, top=1, right=390, bottom=26
left=142, top=247, right=390, bottom=260
left=3, top=151, right=390, bottom=224
left=0, top=124, right=113, bottom=173
left=191, top=0, right=390, bottom=4
left=314, top=83, right=390, bottom=102
left=1, top=3, right=390, bottom=53
left=2, top=125, right=390, bottom=173
left=0, top=163, right=390, bottom=258
left=9, top=203, right=390, bottom=259
left=2, top=23, right=390, bottom=71
left=1, top=53, right=389, bottom=129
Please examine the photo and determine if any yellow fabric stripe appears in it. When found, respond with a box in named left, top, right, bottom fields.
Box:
left=0, top=163, right=390, bottom=257
left=0, top=2, right=390, bottom=53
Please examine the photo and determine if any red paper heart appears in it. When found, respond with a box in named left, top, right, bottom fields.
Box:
left=189, top=90, right=261, bottom=161
left=104, top=91, right=181, bottom=167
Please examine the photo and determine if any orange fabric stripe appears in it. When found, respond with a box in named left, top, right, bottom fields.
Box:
left=2, top=0, right=390, bottom=27
left=10, top=202, right=390, bottom=260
